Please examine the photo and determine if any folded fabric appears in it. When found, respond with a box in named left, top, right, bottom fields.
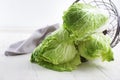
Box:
left=5, top=24, right=59, bottom=56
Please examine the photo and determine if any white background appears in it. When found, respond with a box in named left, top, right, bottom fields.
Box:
left=0, top=0, right=75, bottom=30
left=0, top=0, right=119, bottom=31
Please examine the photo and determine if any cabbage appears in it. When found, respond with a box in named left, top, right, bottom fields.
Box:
left=31, top=29, right=81, bottom=71
left=63, top=3, right=108, bottom=40
left=30, top=3, right=113, bottom=72
left=77, top=33, right=114, bottom=61
left=32, top=54, right=80, bottom=71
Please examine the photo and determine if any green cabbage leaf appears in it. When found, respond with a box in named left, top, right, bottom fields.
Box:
left=77, top=33, right=114, bottom=61
left=31, top=29, right=81, bottom=71
left=63, top=3, right=108, bottom=40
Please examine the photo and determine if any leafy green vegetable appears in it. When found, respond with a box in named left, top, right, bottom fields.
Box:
left=31, top=28, right=81, bottom=71
left=77, top=33, right=114, bottom=61
left=30, top=3, right=113, bottom=72
left=32, top=54, right=81, bottom=71
left=63, top=3, right=108, bottom=40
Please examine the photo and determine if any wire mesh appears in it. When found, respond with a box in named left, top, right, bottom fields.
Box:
left=73, top=0, right=120, bottom=48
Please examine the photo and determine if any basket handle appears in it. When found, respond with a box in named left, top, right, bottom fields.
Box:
left=73, top=0, right=80, bottom=4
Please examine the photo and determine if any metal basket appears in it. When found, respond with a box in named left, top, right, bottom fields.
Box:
left=73, top=0, right=120, bottom=48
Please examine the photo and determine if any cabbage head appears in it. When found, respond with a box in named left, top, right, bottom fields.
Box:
left=63, top=3, right=108, bottom=40
left=31, top=28, right=81, bottom=71
left=77, top=33, right=114, bottom=61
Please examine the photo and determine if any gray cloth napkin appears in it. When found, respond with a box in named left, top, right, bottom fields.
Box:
left=5, top=23, right=59, bottom=56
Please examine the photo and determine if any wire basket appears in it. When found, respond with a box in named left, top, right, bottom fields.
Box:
left=73, top=0, right=120, bottom=48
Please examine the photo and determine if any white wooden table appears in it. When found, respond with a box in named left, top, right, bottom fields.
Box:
left=0, top=30, right=120, bottom=80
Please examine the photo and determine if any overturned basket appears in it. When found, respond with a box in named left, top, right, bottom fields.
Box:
left=73, top=0, right=120, bottom=48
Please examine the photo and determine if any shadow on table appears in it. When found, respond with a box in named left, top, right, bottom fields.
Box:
left=76, top=61, right=105, bottom=72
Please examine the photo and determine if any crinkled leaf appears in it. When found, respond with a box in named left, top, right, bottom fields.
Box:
left=31, top=29, right=78, bottom=65
left=77, top=33, right=114, bottom=61
left=35, top=54, right=81, bottom=71
left=63, top=3, right=108, bottom=40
